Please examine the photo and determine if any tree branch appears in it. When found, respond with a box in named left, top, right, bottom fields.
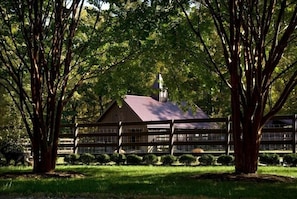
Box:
left=177, top=0, right=231, bottom=88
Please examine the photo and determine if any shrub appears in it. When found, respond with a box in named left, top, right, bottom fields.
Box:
left=259, top=153, right=280, bottom=165
left=179, top=154, right=196, bottom=166
left=161, top=155, right=177, bottom=165
left=217, top=155, right=234, bottom=165
left=283, top=154, right=297, bottom=166
left=111, top=153, right=126, bottom=165
left=64, top=153, right=80, bottom=165
left=96, top=154, right=110, bottom=165
left=199, top=154, right=215, bottom=165
left=0, top=158, right=6, bottom=166
left=80, top=153, right=95, bottom=165
left=143, top=154, right=158, bottom=165
left=0, top=140, right=26, bottom=165
left=0, top=140, right=24, bottom=154
left=127, top=154, right=142, bottom=165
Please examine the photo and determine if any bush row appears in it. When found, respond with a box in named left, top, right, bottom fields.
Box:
left=259, top=153, right=297, bottom=166
left=63, top=153, right=235, bottom=166
left=64, top=153, right=297, bottom=166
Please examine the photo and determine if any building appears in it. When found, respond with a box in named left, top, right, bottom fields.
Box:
left=80, top=74, right=218, bottom=154
left=62, top=74, right=296, bottom=155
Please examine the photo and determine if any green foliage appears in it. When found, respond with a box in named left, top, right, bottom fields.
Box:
left=80, top=153, right=95, bottom=165
left=86, top=0, right=230, bottom=119
left=178, top=154, right=196, bottom=165
left=283, top=154, right=297, bottom=166
left=217, top=155, right=234, bottom=166
left=126, top=154, right=142, bottom=165
left=0, top=139, right=25, bottom=165
left=143, top=154, right=158, bottom=165
left=0, top=139, right=23, bottom=154
left=64, top=154, right=80, bottom=165
left=199, top=154, right=215, bottom=166
left=161, top=155, right=177, bottom=165
left=259, top=154, right=280, bottom=165
left=110, top=153, right=126, bottom=165
left=146, top=1, right=230, bottom=117
left=0, top=158, right=5, bottom=166
left=0, top=88, right=23, bottom=129
left=64, top=0, right=181, bottom=121
left=96, top=154, right=111, bottom=165
left=0, top=91, right=27, bottom=142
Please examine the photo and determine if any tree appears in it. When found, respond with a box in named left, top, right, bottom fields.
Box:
left=178, top=0, right=297, bottom=173
left=0, top=0, right=93, bottom=173
left=0, top=0, right=176, bottom=172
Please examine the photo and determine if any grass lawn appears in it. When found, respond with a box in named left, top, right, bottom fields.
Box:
left=1, top=165, right=297, bottom=198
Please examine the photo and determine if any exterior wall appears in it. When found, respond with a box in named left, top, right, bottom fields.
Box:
left=98, top=102, right=149, bottom=153
left=99, top=102, right=140, bottom=123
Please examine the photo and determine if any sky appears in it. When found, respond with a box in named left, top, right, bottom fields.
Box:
left=84, top=0, right=110, bottom=10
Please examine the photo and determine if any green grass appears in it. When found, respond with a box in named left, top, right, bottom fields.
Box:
left=1, top=166, right=297, bottom=198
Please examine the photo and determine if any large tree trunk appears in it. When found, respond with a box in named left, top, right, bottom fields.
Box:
left=233, top=120, right=262, bottom=174
left=231, top=87, right=263, bottom=174
left=32, top=143, right=58, bottom=173
left=31, top=102, right=62, bottom=173
left=31, top=125, right=59, bottom=173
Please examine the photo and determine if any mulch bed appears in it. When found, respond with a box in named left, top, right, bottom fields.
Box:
left=0, top=171, right=84, bottom=179
left=192, top=172, right=296, bottom=183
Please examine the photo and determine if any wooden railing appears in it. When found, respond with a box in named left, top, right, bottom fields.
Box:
left=56, top=115, right=297, bottom=155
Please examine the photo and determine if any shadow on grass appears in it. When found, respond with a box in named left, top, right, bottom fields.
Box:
left=1, top=166, right=297, bottom=199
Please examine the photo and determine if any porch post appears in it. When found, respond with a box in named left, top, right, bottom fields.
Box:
left=73, top=123, right=79, bottom=154
left=117, top=121, right=123, bottom=153
left=226, top=116, right=232, bottom=155
left=293, top=114, right=297, bottom=153
left=169, top=120, right=175, bottom=155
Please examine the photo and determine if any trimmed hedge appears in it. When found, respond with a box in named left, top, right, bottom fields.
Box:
left=217, top=154, right=234, bottom=165
left=259, top=153, right=280, bottom=165
left=96, top=154, right=110, bottom=165
left=80, top=153, right=95, bottom=165
left=127, top=154, right=142, bottom=165
left=199, top=154, right=215, bottom=165
left=111, top=153, right=126, bottom=165
left=179, top=154, right=196, bottom=165
left=62, top=153, right=297, bottom=167
left=283, top=154, right=297, bottom=166
left=143, top=154, right=158, bottom=165
left=161, top=155, right=177, bottom=165
left=64, top=153, right=80, bottom=165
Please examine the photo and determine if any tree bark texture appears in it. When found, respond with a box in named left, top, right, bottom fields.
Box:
left=31, top=102, right=62, bottom=173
